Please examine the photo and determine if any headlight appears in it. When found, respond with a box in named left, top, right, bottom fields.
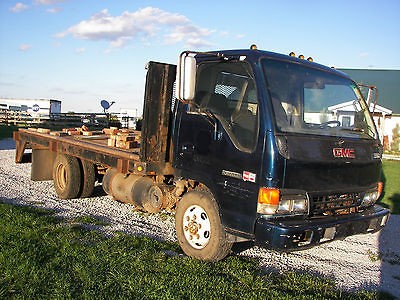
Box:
left=277, top=194, right=309, bottom=214
left=278, top=199, right=291, bottom=212
left=257, top=188, right=309, bottom=216
left=361, top=182, right=383, bottom=207
left=292, top=197, right=308, bottom=212
left=361, top=191, right=379, bottom=207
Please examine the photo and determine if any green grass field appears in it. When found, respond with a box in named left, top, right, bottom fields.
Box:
left=0, top=203, right=388, bottom=299
left=0, top=125, right=17, bottom=139
left=380, top=159, right=400, bottom=214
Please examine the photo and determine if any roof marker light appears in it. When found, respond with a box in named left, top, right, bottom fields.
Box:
left=250, top=44, right=258, bottom=50
left=289, top=52, right=296, bottom=57
left=298, top=54, right=305, bottom=59
left=307, top=57, right=313, bottom=62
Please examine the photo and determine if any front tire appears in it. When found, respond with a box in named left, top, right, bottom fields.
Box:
left=175, top=190, right=232, bottom=261
left=53, top=154, right=82, bottom=199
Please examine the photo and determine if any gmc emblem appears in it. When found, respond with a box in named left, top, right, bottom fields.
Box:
left=333, top=148, right=355, bottom=158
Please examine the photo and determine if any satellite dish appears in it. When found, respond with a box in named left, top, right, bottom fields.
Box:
left=101, top=100, right=110, bottom=110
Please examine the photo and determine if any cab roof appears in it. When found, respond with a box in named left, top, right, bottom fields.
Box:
left=195, top=48, right=351, bottom=79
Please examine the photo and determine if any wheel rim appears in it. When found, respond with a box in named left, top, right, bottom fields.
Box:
left=182, top=205, right=211, bottom=250
left=56, top=163, right=67, bottom=190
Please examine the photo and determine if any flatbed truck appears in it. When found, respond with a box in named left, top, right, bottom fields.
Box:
left=14, top=46, right=390, bottom=261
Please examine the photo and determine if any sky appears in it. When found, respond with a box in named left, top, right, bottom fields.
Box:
left=1, top=0, right=399, bottom=114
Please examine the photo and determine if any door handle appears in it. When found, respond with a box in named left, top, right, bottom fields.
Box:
left=181, top=144, right=195, bottom=153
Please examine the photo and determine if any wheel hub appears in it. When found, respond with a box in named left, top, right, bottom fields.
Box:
left=182, top=205, right=211, bottom=249
left=56, top=163, right=67, bottom=189
left=186, top=215, right=202, bottom=239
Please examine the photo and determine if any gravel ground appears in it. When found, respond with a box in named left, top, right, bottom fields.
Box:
left=1, top=138, right=399, bottom=298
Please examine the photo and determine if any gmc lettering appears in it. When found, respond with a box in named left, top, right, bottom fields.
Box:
left=333, top=148, right=355, bottom=158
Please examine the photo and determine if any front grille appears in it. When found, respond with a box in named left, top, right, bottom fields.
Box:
left=310, top=192, right=362, bottom=216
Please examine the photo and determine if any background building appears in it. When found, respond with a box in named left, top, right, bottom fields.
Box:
left=339, top=69, right=400, bottom=151
left=0, top=98, right=61, bottom=117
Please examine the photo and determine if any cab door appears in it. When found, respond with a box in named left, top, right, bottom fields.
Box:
left=174, top=60, right=261, bottom=235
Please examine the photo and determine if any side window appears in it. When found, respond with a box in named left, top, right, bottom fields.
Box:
left=194, top=61, right=259, bottom=151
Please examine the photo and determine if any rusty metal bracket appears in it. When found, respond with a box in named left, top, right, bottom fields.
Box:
left=117, top=158, right=129, bottom=174
left=14, top=131, right=28, bottom=163
left=49, top=140, right=58, bottom=152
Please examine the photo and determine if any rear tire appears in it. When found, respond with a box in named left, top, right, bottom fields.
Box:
left=175, top=190, right=232, bottom=261
left=53, top=154, right=82, bottom=199
left=79, top=159, right=96, bottom=198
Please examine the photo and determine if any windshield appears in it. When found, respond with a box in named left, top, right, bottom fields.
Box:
left=262, top=59, right=378, bottom=139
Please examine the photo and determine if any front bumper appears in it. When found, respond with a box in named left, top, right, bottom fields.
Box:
left=254, top=205, right=390, bottom=250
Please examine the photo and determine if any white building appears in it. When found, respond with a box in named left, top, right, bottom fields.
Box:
left=328, top=100, right=398, bottom=150
left=118, top=108, right=139, bottom=129
left=0, top=98, right=61, bottom=117
left=380, top=114, right=400, bottom=150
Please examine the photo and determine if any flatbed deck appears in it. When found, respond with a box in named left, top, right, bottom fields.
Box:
left=14, top=128, right=145, bottom=174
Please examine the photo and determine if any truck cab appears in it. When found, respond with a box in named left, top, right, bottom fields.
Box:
left=173, top=47, right=389, bottom=258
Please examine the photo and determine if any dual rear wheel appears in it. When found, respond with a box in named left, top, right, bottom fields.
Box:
left=53, top=154, right=96, bottom=199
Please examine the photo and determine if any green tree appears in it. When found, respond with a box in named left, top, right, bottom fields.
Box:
left=391, top=124, right=400, bottom=152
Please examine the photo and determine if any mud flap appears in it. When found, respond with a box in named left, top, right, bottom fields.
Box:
left=31, top=149, right=56, bottom=181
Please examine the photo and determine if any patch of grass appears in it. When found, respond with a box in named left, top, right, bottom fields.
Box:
left=366, top=249, right=381, bottom=262
left=384, top=150, right=400, bottom=156
left=70, top=215, right=110, bottom=226
left=158, top=210, right=174, bottom=222
left=0, top=202, right=388, bottom=299
left=380, top=159, right=400, bottom=214
left=0, top=124, right=18, bottom=139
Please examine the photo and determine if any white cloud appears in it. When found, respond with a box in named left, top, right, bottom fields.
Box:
left=10, top=3, right=29, bottom=13
left=164, top=24, right=213, bottom=48
left=46, top=7, right=62, bottom=13
left=35, top=0, right=65, bottom=4
left=110, top=37, right=132, bottom=49
left=75, top=47, right=85, bottom=54
left=18, top=44, right=32, bottom=51
left=56, top=7, right=213, bottom=49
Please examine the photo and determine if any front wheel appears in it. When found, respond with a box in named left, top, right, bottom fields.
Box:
left=175, top=190, right=232, bottom=261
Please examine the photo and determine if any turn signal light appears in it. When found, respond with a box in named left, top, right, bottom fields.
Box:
left=377, top=181, right=383, bottom=198
left=257, top=188, right=280, bottom=214
left=258, top=187, right=280, bottom=204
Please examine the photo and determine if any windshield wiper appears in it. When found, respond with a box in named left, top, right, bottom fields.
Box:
left=341, top=126, right=376, bottom=138
left=341, top=127, right=365, bottom=133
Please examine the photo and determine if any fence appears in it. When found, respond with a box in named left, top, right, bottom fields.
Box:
left=0, top=110, right=117, bottom=129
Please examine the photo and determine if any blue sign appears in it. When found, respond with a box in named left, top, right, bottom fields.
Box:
left=32, top=104, right=40, bottom=112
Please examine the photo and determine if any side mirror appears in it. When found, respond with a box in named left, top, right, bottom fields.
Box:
left=176, top=51, right=196, bottom=102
